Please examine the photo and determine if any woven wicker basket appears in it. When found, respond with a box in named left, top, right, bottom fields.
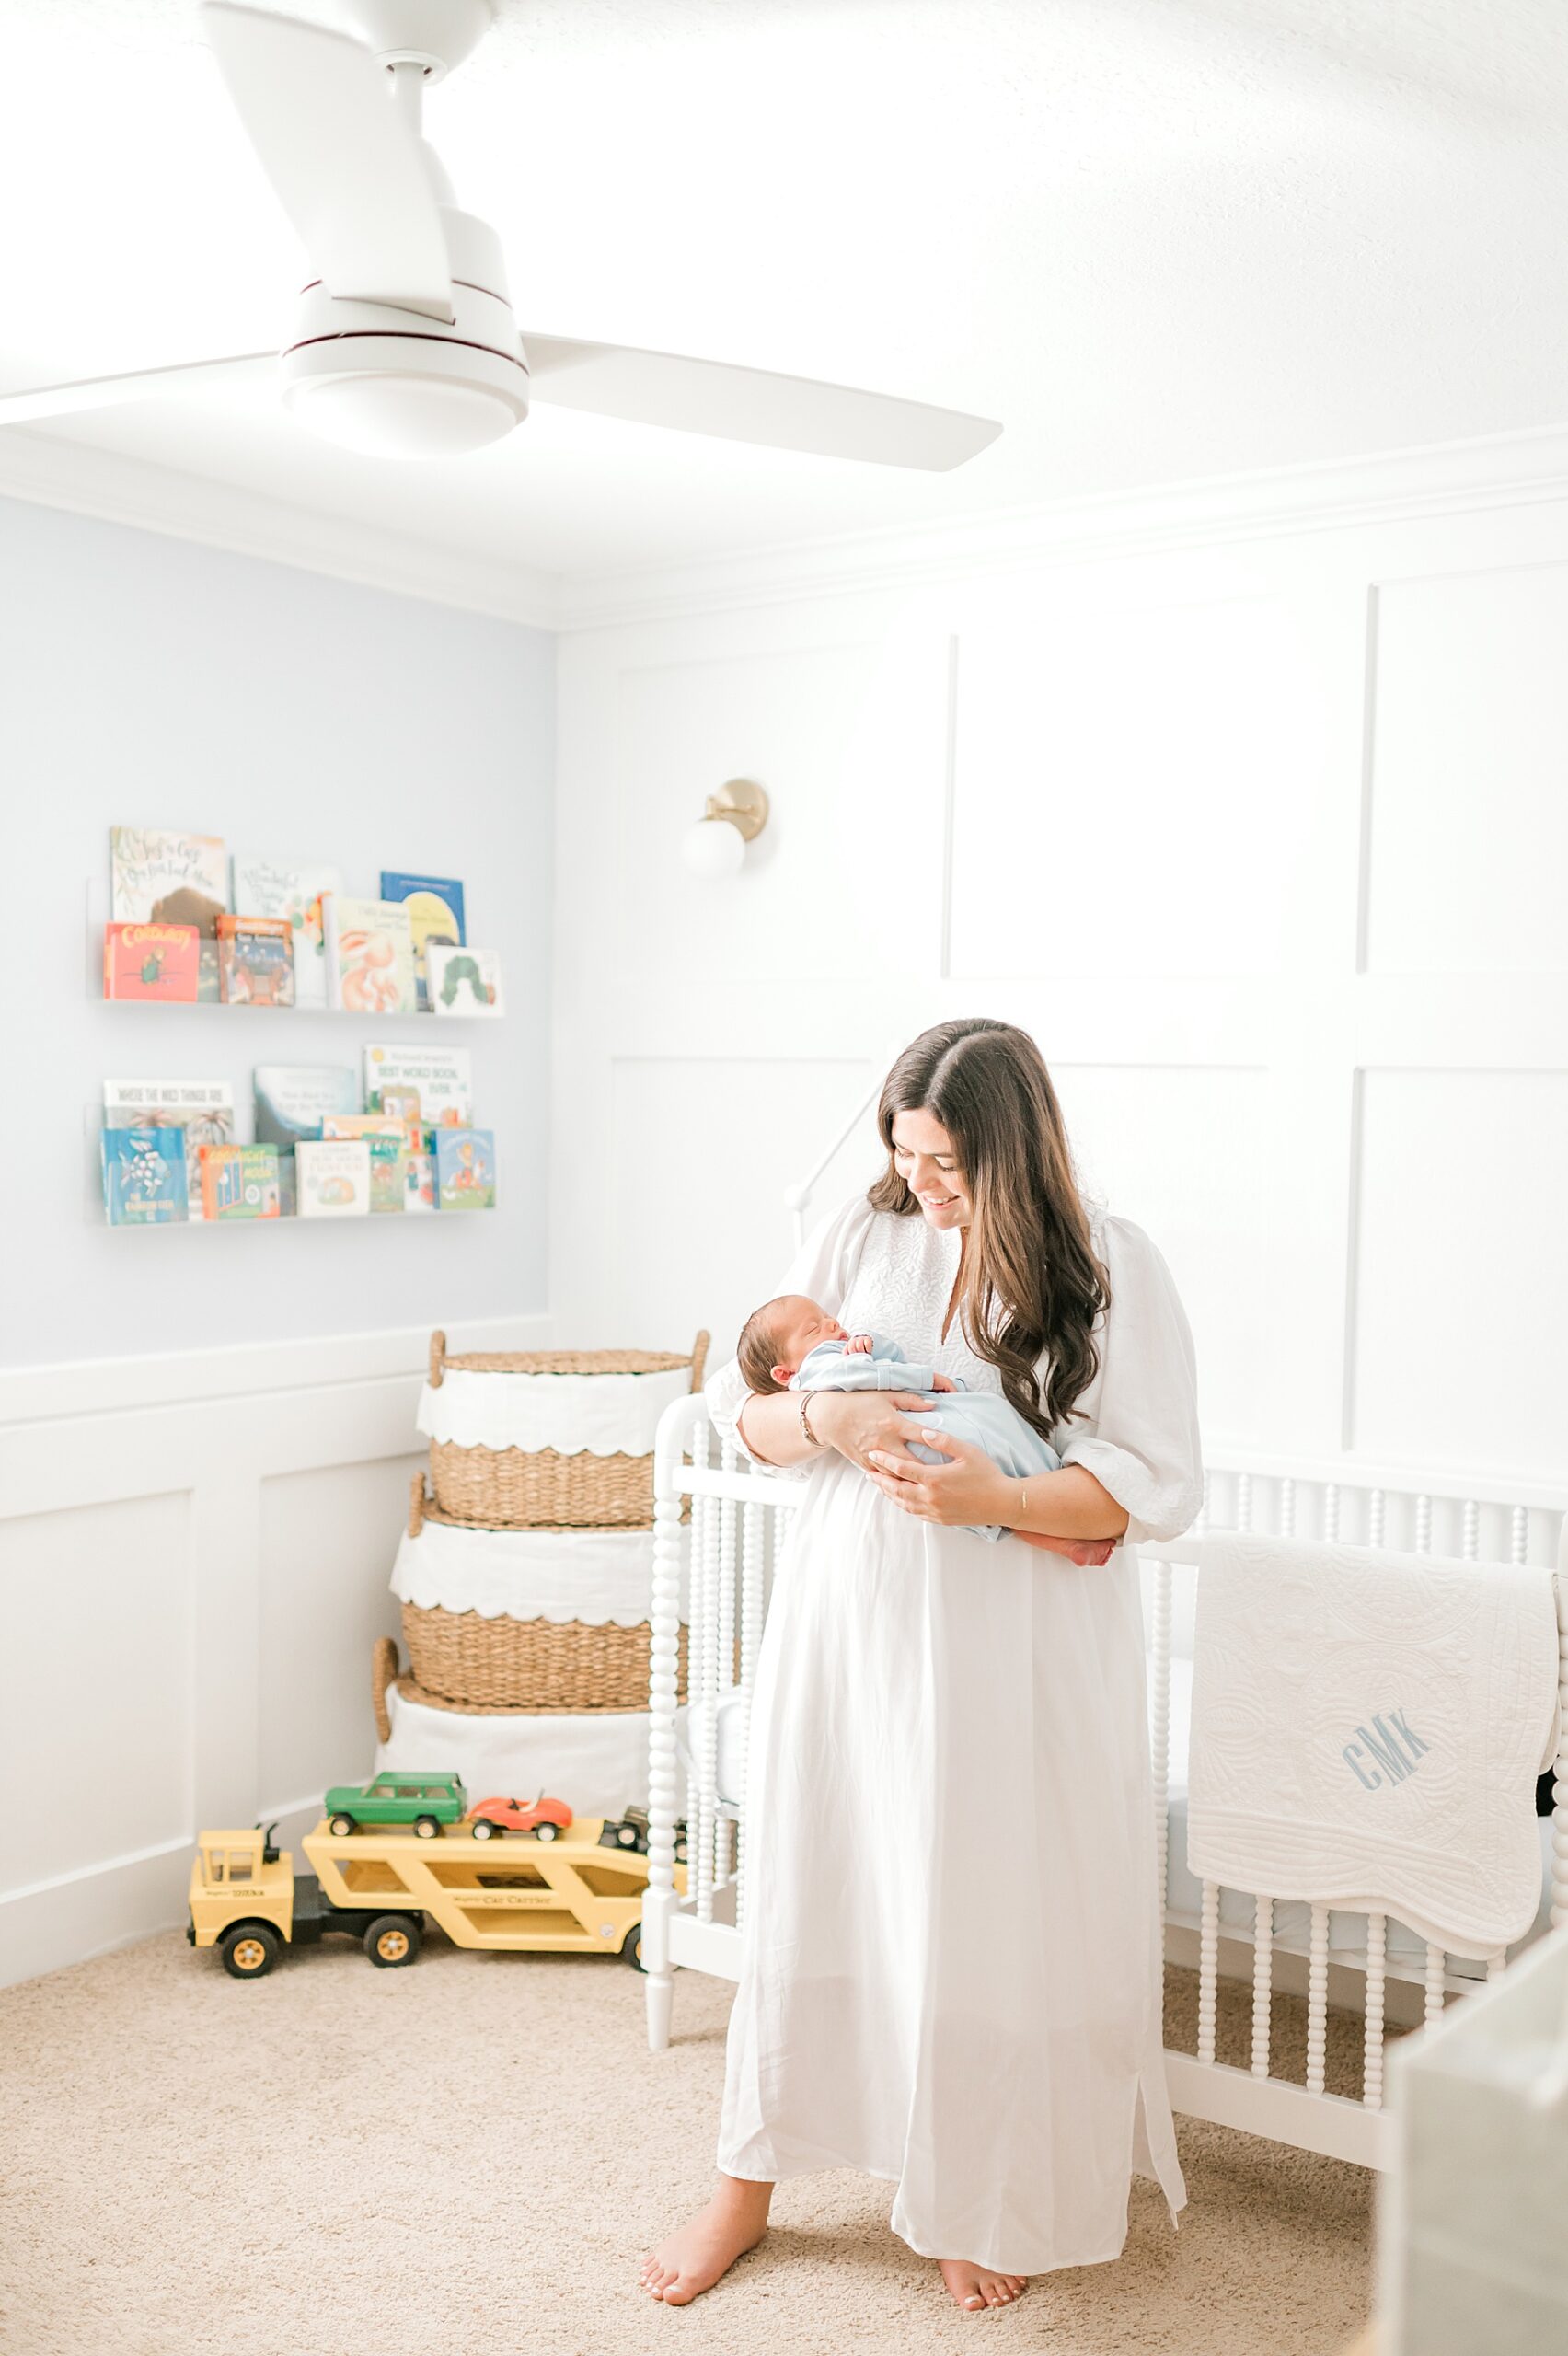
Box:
left=424, top=1328, right=709, bottom=1529
left=373, top=1632, right=682, bottom=1735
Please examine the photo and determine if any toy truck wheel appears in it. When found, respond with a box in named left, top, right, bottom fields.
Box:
left=535, top=1821, right=560, bottom=1842
left=413, top=1815, right=442, bottom=1840
left=328, top=1812, right=357, bottom=1837
left=470, top=1817, right=498, bottom=1840
left=364, top=1915, right=421, bottom=1968
left=613, top=1823, right=640, bottom=1849
left=620, top=1922, right=645, bottom=1971
left=221, top=1923, right=281, bottom=1980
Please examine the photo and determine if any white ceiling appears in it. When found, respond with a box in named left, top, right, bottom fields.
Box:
left=6, top=0, right=1568, bottom=592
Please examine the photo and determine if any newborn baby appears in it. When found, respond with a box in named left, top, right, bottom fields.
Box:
left=736, top=1293, right=1113, bottom=1560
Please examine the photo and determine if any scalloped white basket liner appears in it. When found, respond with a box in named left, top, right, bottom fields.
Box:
left=416, top=1365, right=694, bottom=1456
left=393, top=1519, right=689, bottom=1624
left=375, top=1685, right=690, bottom=1819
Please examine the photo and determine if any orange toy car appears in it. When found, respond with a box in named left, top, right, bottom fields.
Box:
left=468, top=1793, right=574, bottom=1842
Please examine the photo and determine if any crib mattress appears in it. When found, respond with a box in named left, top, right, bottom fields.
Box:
left=688, top=1659, right=1556, bottom=1979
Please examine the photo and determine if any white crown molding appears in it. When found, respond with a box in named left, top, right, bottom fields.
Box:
left=0, top=424, right=562, bottom=630
left=9, top=412, right=1568, bottom=637
left=553, top=421, right=1568, bottom=631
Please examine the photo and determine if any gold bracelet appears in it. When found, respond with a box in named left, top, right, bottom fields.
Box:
left=799, top=1392, right=820, bottom=1449
left=1019, top=1484, right=1027, bottom=1520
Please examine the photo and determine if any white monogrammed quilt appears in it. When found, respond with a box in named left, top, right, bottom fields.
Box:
left=1185, top=1531, right=1561, bottom=1957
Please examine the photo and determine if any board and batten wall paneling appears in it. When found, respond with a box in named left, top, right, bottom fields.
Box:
left=1364, top=562, right=1568, bottom=975
left=0, top=1311, right=549, bottom=1990
left=551, top=483, right=1568, bottom=1486
left=1348, top=1068, right=1568, bottom=1471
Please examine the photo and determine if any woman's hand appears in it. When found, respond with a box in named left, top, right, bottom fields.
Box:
left=861, top=1426, right=1011, bottom=1527
left=803, top=1389, right=935, bottom=1472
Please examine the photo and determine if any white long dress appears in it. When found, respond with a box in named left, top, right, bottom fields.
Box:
left=704, top=1192, right=1205, bottom=2274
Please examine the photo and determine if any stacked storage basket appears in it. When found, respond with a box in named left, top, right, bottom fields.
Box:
left=372, top=1329, right=706, bottom=1819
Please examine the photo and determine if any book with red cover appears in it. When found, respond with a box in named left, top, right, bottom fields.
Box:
left=103, top=923, right=200, bottom=1001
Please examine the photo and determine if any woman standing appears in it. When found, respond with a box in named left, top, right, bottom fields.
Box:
left=641, top=1019, right=1203, bottom=2313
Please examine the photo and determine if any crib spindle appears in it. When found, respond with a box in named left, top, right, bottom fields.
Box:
left=1197, top=1881, right=1219, bottom=2065
left=1149, top=1560, right=1171, bottom=1915
left=1424, top=1943, right=1446, bottom=2028
left=1323, top=1483, right=1340, bottom=1542
left=1414, top=1494, right=1432, bottom=1553
left=1236, top=1472, right=1253, bottom=1531
left=1363, top=1914, right=1387, bottom=2108
left=735, top=1499, right=766, bottom=1931
left=1368, top=1488, right=1386, bottom=1548
left=1306, top=1905, right=1330, bottom=2095
left=1510, top=1505, right=1528, bottom=1565
left=693, top=1438, right=718, bottom=1923
left=1278, top=1477, right=1296, bottom=1537
left=1460, top=1497, right=1480, bottom=1561
left=714, top=1461, right=738, bottom=1888
left=1251, top=1895, right=1274, bottom=2078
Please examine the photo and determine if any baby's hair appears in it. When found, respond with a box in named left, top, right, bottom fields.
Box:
left=738, top=1299, right=790, bottom=1396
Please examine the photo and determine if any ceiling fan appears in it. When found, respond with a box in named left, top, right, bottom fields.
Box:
left=0, top=0, right=1001, bottom=469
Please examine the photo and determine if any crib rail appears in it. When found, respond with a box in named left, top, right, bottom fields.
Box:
left=643, top=1394, right=1568, bottom=2174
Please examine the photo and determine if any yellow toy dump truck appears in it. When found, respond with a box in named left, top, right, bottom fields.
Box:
left=189, top=1816, right=678, bottom=1978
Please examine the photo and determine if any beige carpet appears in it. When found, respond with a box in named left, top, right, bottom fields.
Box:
left=0, top=1932, right=1376, bottom=2356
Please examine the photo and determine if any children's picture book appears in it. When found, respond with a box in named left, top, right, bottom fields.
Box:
left=254, top=1065, right=360, bottom=1149
left=103, top=1080, right=233, bottom=1223
left=217, top=915, right=295, bottom=1007
left=230, top=857, right=342, bottom=1010
left=102, top=1127, right=189, bottom=1225
left=322, top=894, right=418, bottom=1014
left=435, top=1126, right=496, bottom=1210
left=198, top=941, right=222, bottom=1003
left=296, top=1138, right=371, bottom=1218
left=320, top=1114, right=406, bottom=1140
left=110, top=829, right=229, bottom=934
left=366, top=1133, right=406, bottom=1213
left=199, top=1143, right=282, bottom=1222
left=103, top=1079, right=234, bottom=1150
left=428, top=944, right=504, bottom=1017
left=363, top=1043, right=472, bottom=1125
left=377, top=1086, right=422, bottom=1125
left=379, top=872, right=466, bottom=1011
left=405, top=1149, right=437, bottom=1212
left=103, top=923, right=200, bottom=1001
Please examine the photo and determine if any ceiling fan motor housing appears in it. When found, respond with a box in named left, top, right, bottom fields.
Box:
left=282, top=204, right=528, bottom=457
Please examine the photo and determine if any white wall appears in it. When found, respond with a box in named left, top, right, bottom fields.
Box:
left=549, top=467, right=1568, bottom=1488
left=2, top=493, right=555, bottom=1361
left=0, top=500, right=555, bottom=1983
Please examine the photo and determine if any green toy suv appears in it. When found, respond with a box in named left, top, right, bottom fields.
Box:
left=324, top=1772, right=467, bottom=1840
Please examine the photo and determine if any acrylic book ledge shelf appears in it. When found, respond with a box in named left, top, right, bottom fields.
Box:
left=86, top=884, right=502, bottom=1021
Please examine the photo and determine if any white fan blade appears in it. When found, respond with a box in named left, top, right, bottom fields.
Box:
left=0, top=353, right=277, bottom=429
left=525, top=335, right=1000, bottom=470
left=199, top=2, right=453, bottom=322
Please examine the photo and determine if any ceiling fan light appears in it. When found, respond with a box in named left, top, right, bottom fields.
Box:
left=283, top=370, right=517, bottom=458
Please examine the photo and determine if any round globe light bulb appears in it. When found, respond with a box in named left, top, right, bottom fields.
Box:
left=680, top=816, right=747, bottom=879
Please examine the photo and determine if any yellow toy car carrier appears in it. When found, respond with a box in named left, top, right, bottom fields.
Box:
left=189, top=1818, right=682, bottom=1979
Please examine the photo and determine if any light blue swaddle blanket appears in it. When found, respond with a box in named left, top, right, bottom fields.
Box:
left=790, top=1330, right=1060, bottom=1542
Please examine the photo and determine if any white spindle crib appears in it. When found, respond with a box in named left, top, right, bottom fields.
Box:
left=643, top=1402, right=1568, bottom=2172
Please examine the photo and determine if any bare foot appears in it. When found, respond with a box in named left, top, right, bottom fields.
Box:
left=938, top=2258, right=1029, bottom=2311
left=640, top=2177, right=772, bottom=2305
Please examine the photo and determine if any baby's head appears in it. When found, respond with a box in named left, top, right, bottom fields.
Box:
left=737, top=1295, right=847, bottom=1393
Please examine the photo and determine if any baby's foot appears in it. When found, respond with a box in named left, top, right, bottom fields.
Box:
left=938, top=2258, right=1028, bottom=2311
left=639, top=2183, right=770, bottom=2305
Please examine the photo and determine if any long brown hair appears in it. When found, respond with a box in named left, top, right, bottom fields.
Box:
left=866, top=1019, right=1108, bottom=1439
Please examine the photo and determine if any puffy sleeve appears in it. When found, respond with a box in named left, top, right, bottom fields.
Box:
left=704, top=1193, right=878, bottom=1472
left=1049, top=1213, right=1204, bottom=1545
